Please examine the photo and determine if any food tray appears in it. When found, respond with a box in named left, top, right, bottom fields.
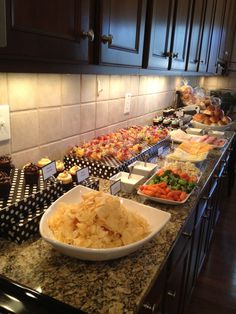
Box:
left=64, top=137, right=170, bottom=179
left=191, top=120, right=234, bottom=131
left=137, top=171, right=201, bottom=205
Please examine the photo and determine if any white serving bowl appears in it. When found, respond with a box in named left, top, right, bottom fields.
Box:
left=185, top=127, right=204, bottom=135
left=39, top=185, right=171, bottom=261
left=191, top=120, right=233, bottom=131
left=128, top=161, right=157, bottom=178
left=110, top=171, right=145, bottom=193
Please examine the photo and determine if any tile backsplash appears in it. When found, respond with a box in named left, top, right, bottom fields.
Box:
left=0, top=73, right=203, bottom=167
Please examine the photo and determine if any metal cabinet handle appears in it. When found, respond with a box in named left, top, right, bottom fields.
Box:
left=182, top=232, right=192, bottom=239
left=81, top=29, right=94, bottom=42
left=142, top=302, right=159, bottom=313
left=101, top=34, right=113, bottom=45
left=167, top=290, right=176, bottom=298
left=0, top=0, right=7, bottom=48
left=163, top=51, right=172, bottom=57
left=163, top=52, right=178, bottom=58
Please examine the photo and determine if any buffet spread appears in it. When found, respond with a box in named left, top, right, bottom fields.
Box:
left=0, top=85, right=235, bottom=312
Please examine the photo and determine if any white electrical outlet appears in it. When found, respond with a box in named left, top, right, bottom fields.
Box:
left=0, top=104, right=11, bottom=141
left=124, top=93, right=132, bottom=114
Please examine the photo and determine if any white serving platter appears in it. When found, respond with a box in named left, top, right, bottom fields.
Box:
left=40, top=185, right=171, bottom=261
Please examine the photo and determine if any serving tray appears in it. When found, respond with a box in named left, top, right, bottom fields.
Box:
left=64, top=137, right=170, bottom=179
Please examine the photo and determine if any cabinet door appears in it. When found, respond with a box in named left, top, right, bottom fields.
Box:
left=164, top=243, right=191, bottom=314
left=0, top=0, right=91, bottom=63
left=198, top=0, right=216, bottom=72
left=207, top=0, right=226, bottom=73
left=217, top=0, right=236, bottom=73
left=170, top=0, right=193, bottom=71
left=99, top=0, right=147, bottom=67
left=144, top=0, right=174, bottom=70
left=186, top=0, right=205, bottom=72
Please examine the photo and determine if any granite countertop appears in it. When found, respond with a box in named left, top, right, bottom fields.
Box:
left=0, top=132, right=234, bottom=314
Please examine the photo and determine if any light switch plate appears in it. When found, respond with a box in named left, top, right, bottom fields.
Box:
left=0, top=104, right=11, bottom=141
left=124, top=93, right=132, bottom=114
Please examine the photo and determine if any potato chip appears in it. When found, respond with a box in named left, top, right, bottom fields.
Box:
left=48, top=191, right=150, bottom=249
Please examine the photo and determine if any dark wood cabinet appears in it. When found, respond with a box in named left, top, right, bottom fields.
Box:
left=198, top=0, right=216, bottom=73
left=186, top=0, right=205, bottom=72
left=0, top=0, right=235, bottom=74
left=163, top=209, right=195, bottom=314
left=207, top=0, right=226, bottom=73
left=98, top=0, right=147, bottom=67
left=0, top=0, right=92, bottom=64
left=143, top=0, right=174, bottom=70
left=170, top=0, right=193, bottom=71
left=217, top=0, right=236, bottom=73
left=164, top=244, right=191, bottom=314
left=144, top=0, right=193, bottom=71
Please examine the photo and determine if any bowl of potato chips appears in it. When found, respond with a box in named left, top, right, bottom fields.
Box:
left=39, top=186, right=171, bottom=261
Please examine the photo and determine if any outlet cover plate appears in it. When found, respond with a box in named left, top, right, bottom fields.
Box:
left=0, top=104, right=11, bottom=141
left=124, top=93, right=132, bottom=114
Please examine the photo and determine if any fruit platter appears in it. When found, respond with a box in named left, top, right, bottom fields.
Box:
left=64, top=126, right=170, bottom=179
left=138, top=161, right=201, bottom=204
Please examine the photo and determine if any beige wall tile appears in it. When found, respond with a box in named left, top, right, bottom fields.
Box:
left=139, top=76, right=158, bottom=95
left=80, top=102, right=96, bottom=133
left=61, top=135, right=81, bottom=155
left=149, top=94, right=159, bottom=112
left=8, top=73, right=37, bottom=111
left=62, top=104, right=81, bottom=138
left=158, top=76, right=173, bottom=92
left=95, top=127, right=111, bottom=137
left=129, top=96, right=138, bottom=118
left=0, top=73, right=8, bottom=104
left=120, top=75, right=131, bottom=96
left=11, top=110, right=39, bottom=152
left=12, top=147, right=40, bottom=168
left=139, top=76, right=149, bottom=95
left=0, top=141, right=11, bottom=155
left=81, top=75, right=96, bottom=103
left=62, top=74, right=80, bottom=105
left=108, top=98, right=127, bottom=124
left=130, top=76, right=140, bottom=96
left=107, top=121, right=128, bottom=133
left=38, top=108, right=62, bottom=145
left=39, top=141, right=65, bottom=161
left=79, top=131, right=96, bottom=145
left=137, top=95, right=150, bottom=116
left=37, top=74, right=61, bottom=108
left=96, top=75, right=110, bottom=101
left=96, top=101, right=109, bottom=128
left=157, top=91, right=175, bottom=109
left=109, top=76, right=121, bottom=99
left=203, top=77, right=218, bottom=90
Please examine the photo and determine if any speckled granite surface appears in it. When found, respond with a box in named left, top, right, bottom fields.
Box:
left=0, top=132, right=234, bottom=314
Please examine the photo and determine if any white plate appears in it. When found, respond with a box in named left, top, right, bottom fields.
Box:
left=137, top=171, right=199, bottom=205
left=191, top=120, right=234, bottom=131
left=40, top=185, right=171, bottom=261
left=166, top=148, right=208, bottom=163
left=137, top=189, right=190, bottom=204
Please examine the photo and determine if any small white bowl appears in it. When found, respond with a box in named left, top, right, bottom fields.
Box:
left=110, top=171, right=145, bottom=193
left=128, top=161, right=157, bottom=178
left=185, top=127, right=203, bottom=135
